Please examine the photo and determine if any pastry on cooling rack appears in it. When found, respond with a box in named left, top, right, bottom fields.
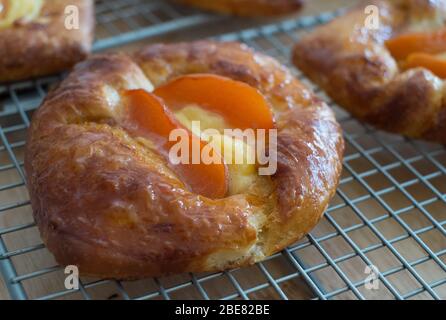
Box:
left=24, top=41, right=343, bottom=279
left=293, top=0, right=446, bottom=144
left=0, top=0, right=94, bottom=83
left=174, top=0, right=303, bottom=17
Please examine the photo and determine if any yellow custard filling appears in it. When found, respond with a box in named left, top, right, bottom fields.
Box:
left=0, top=0, right=44, bottom=29
left=174, top=105, right=258, bottom=195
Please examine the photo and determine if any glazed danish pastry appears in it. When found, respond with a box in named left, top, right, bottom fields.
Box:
left=25, top=41, right=343, bottom=279
left=293, top=0, right=446, bottom=144
left=0, top=0, right=94, bottom=82
left=174, top=0, right=303, bottom=17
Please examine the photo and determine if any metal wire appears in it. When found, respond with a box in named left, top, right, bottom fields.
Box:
left=0, top=1, right=445, bottom=300
left=93, top=0, right=225, bottom=51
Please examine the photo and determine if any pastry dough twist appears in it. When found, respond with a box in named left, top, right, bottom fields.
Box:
left=293, top=0, right=446, bottom=143
left=25, top=41, right=344, bottom=279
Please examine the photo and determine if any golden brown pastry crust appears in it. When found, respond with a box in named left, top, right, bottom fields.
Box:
left=293, top=0, right=446, bottom=144
left=25, top=41, right=343, bottom=279
left=175, top=0, right=302, bottom=17
left=0, top=0, right=94, bottom=83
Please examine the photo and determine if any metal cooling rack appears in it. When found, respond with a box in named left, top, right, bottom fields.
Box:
left=0, top=1, right=445, bottom=300
left=94, top=0, right=225, bottom=51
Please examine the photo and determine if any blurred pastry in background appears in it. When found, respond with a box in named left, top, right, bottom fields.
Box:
left=174, top=0, right=303, bottom=17
left=0, top=0, right=94, bottom=82
left=293, top=0, right=446, bottom=144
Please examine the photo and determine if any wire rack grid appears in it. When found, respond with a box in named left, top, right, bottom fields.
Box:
left=0, top=1, right=445, bottom=300
left=93, top=0, right=227, bottom=51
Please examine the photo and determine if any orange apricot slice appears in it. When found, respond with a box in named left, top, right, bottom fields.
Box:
left=404, top=53, right=446, bottom=79
left=153, top=74, right=275, bottom=130
left=385, top=28, right=446, bottom=61
left=123, top=89, right=228, bottom=199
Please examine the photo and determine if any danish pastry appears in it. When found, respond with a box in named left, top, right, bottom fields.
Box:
left=293, top=0, right=446, bottom=144
left=25, top=41, right=343, bottom=279
left=0, top=0, right=94, bottom=83
left=174, top=0, right=303, bottom=17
